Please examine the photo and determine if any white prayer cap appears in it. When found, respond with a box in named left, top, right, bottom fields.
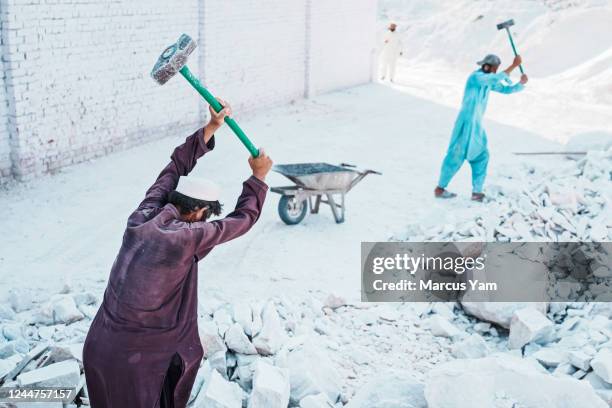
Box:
left=175, top=177, right=221, bottom=202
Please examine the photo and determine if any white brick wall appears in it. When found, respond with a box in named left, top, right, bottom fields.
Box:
left=200, top=0, right=307, bottom=115
left=2, top=0, right=200, bottom=181
left=0, top=0, right=376, bottom=182
left=308, top=0, right=377, bottom=95
left=0, top=0, right=12, bottom=181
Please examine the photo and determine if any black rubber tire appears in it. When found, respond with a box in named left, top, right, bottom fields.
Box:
left=278, top=196, right=308, bottom=225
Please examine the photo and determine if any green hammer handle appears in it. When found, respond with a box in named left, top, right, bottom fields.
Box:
left=179, top=66, right=260, bottom=157
left=505, top=28, right=525, bottom=74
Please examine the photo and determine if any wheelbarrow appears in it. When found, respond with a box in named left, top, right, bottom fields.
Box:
left=271, top=163, right=381, bottom=225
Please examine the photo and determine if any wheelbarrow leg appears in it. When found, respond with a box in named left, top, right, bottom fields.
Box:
left=327, top=193, right=345, bottom=224
left=311, top=194, right=322, bottom=214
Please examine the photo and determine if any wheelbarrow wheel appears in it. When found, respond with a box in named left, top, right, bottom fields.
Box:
left=278, top=196, right=307, bottom=225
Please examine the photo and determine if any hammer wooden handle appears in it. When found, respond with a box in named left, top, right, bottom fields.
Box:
left=179, top=66, right=260, bottom=157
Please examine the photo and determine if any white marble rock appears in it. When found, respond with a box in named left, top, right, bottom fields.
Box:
left=2, top=324, right=22, bottom=341
left=224, top=323, right=257, bottom=355
left=425, top=315, right=461, bottom=339
left=286, top=343, right=341, bottom=405
left=0, top=304, right=16, bottom=320
left=424, top=355, right=607, bottom=408
left=591, top=348, right=612, bottom=384
left=51, top=295, right=85, bottom=324
left=323, top=294, right=346, bottom=311
left=252, top=302, right=287, bottom=356
left=199, top=320, right=227, bottom=358
left=299, top=393, right=335, bottom=408
left=232, top=303, right=254, bottom=336
left=508, top=308, right=554, bottom=349
left=193, top=369, right=242, bottom=408
left=17, top=360, right=80, bottom=388
left=461, top=302, right=547, bottom=329
left=569, top=349, right=593, bottom=371
left=451, top=334, right=489, bottom=359
left=248, top=360, right=290, bottom=408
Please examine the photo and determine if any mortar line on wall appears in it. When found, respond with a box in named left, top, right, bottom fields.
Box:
left=0, top=0, right=20, bottom=181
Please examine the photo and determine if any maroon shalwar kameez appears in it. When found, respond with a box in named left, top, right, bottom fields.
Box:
left=83, top=128, right=267, bottom=408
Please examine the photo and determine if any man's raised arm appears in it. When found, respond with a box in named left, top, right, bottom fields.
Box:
left=136, top=100, right=231, bottom=211
left=189, top=151, right=273, bottom=259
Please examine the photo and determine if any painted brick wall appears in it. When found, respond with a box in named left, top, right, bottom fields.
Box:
left=308, top=0, right=377, bottom=95
left=0, top=1, right=12, bottom=181
left=1, top=0, right=200, bottom=181
left=200, top=0, right=308, bottom=115
left=0, top=0, right=376, bottom=182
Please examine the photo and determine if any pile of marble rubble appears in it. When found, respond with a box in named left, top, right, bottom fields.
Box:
left=0, top=289, right=92, bottom=407
left=1, top=285, right=611, bottom=407
left=403, top=149, right=611, bottom=242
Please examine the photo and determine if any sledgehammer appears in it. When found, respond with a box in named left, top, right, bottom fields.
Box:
left=151, top=34, right=259, bottom=157
left=496, top=19, right=525, bottom=74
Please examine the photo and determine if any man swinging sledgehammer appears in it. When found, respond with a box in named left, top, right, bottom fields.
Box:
left=83, top=100, right=273, bottom=408
left=434, top=54, right=528, bottom=202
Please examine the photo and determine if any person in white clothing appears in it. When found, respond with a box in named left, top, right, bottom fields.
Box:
left=379, top=23, right=403, bottom=82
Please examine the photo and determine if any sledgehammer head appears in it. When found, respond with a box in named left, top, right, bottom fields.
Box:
left=151, top=34, right=196, bottom=85
left=496, top=19, right=515, bottom=30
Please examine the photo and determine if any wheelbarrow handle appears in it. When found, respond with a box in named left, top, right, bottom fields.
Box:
left=346, top=168, right=382, bottom=192
left=342, top=163, right=382, bottom=175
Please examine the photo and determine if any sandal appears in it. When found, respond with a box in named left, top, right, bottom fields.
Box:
left=434, top=187, right=457, bottom=199
left=471, top=192, right=485, bottom=202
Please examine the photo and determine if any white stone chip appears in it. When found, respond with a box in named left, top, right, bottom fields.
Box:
left=425, top=315, right=461, bottom=338
left=591, top=348, right=612, bottom=384
left=0, top=339, right=30, bottom=358
left=451, top=334, right=489, bottom=359
left=225, top=323, right=257, bottom=355
left=569, top=349, right=593, bottom=371
left=299, top=393, right=334, bottom=408
left=531, top=348, right=568, bottom=368
left=253, top=302, right=287, bottom=356
left=287, top=344, right=341, bottom=405
left=199, top=320, right=227, bottom=358
left=508, top=308, right=554, bottom=349
left=51, top=295, right=85, bottom=324
left=213, top=308, right=233, bottom=337
left=2, top=324, right=22, bottom=341
left=462, top=302, right=548, bottom=329
left=193, top=369, right=242, bottom=408
left=233, top=303, right=254, bottom=336
left=323, top=294, right=346, bottom=311
left=248, top=360, right=290, bottom=408
left=17, top=360, right=80, bottom=388
left=0, top=304, right=16, bottom=320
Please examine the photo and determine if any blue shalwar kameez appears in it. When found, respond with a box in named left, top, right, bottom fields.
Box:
left=437, top=70, right=524, bottom=193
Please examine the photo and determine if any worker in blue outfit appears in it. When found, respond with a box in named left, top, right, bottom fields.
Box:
left=435, top=54, right=528, bottom=202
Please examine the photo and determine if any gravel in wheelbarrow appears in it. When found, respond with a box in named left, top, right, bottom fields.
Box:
left=273, top=163, right=353, bottom=177
left=273, top=163, right=357, bottom=191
